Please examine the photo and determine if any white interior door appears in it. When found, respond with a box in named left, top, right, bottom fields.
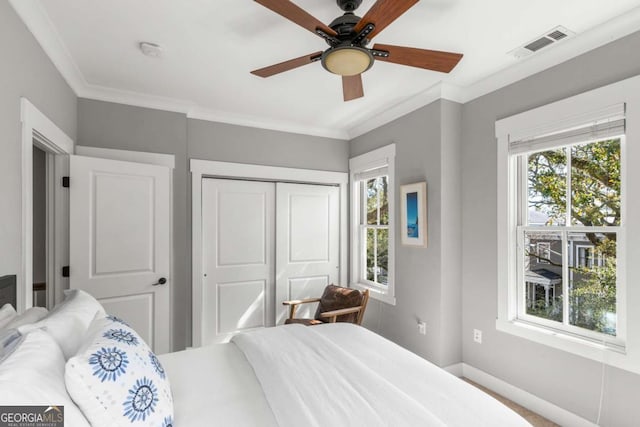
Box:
left=70, top=155, right=171, bottom=354
left=202, top=179, right=275, bottom=344
left=275, top=183, right=340, bottom=324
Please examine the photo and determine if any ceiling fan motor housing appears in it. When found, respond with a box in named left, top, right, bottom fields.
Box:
left=336, top=0, right=362, bottom=12
left=328, top=13, right=362, bottom=40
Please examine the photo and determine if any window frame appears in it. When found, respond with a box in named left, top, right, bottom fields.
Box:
left=496, top=75, right=640, bottom=375
left=350, top=144, right=396, bottom=305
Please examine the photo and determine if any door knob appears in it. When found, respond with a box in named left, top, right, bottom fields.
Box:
left=152, top=277, right=167, bottom=286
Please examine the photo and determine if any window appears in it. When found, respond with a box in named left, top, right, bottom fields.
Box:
left=535, top=242, right=551, bottom=264
left=520, top=138, right=622, bottom=340
left=495, top=82, right=637, bottom=370
left=350, top=144, right=396, bottom=305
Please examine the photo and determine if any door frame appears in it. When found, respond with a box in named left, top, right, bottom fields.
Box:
left=190, top=159, right=349, bottom=347
left=20, top=98, right=73, bottom=313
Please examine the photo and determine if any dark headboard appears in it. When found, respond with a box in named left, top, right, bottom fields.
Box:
left=0, top=275, right=17, bottom=309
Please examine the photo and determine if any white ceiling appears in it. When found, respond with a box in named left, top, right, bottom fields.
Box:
left=12, top=0, right=640, bottom=139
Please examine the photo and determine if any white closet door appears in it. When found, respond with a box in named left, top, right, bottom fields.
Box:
left=275, top=183, right=340, bottom=325
left=202, top=179, right=275, bottom=344
left=69, top=155, right=171, bottom=354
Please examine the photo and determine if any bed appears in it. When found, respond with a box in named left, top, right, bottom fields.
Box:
left=0, top=290, right=531, bottom=426
left=160, top=323, right=531, bottom=427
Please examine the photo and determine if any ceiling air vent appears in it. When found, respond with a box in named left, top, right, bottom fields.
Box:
left=510, top=26, right=575, bottom=58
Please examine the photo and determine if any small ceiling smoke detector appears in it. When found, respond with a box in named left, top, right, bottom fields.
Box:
left=509, top=26, right=575, bottom=59
left=139, top=42, right=163, bottom=58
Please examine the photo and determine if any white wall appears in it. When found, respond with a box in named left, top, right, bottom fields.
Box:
left=0, top=2, right=76, bottom=299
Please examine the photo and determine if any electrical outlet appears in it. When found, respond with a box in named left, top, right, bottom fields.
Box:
left=473, top=329, right=482, bottom=344
left=418, top=321, right=427, bottom=335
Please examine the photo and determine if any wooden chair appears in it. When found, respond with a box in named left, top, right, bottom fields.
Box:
left=282, top=284, right=369, bottom=326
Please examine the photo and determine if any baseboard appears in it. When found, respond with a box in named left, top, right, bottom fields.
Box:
left=461, top=363, right=598, bottom=427
left=443, top=362, right=463, bottom=377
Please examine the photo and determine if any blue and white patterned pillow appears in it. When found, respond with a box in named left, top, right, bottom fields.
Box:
left=65, top=315, right=173, bottom=427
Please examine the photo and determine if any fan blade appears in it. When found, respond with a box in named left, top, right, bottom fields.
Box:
left=251, top=51, right=323, bottom=78
left=372, top=43, right=463, bottom=73
left=255, top=0, right=337, bottom=38
left=354, top=0, right=419, bottom=40
left=343, top=74, right=364, bottom=101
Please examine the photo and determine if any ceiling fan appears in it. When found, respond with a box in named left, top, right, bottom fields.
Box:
left=251, top=0, right=463, bottom=101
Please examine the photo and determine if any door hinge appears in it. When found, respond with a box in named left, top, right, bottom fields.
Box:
left=62, top=266, right=70, bottom=277
left=62, top=176, right=70, bottom=188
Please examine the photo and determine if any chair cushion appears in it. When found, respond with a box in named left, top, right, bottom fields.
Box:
left=314, top=285, right=363, bottom=323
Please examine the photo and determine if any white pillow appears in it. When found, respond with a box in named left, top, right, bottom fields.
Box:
left=20, top=289, right=105, bottom=359
left=0, top=329, right=90, bottom=426
left=66, top=315, right=173, bottom=427
left=0, top=303, right=17, bottom=330
left=5, top=306, right=48, bottom=329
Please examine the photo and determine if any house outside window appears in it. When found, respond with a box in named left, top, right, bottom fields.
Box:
left=350, top=144, right=396, bottom=305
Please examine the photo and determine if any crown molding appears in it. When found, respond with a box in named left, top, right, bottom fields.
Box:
left=187, top=108, right=349, bottom=140
left=12, top=0, right=640, bottom=142
left=80, top=83, right=194, bottom=114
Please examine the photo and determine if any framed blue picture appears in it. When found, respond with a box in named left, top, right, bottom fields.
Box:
left=400, top=182, right=427, bottom=247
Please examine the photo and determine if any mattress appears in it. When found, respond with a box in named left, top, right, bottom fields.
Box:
left=160, top=324, right=531, bottom=427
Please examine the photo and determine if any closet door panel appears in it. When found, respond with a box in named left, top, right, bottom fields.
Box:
left=202, top=179, right=275, bottom=344
left=275, top=183, right=340, bottom=325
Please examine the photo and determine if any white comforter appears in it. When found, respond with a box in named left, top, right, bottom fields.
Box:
left=233, top=324, right=447, bottom=427
left=162, top=324, right=531, bottom=427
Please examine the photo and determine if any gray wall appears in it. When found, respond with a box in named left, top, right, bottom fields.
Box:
left=0, top=2, right=76, bottom=301
left=77, top=100, right=349, bottom=350
left=350, top=99, right=463, bottom=367
left=460, top=31, right=640, bottom=426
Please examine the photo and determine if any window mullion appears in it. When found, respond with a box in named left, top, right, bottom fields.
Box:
left=566, top=147, right=572, bottom=226
left=562, top=231, right=570, bottom=326
left=376, top=178, right=381, bottom=225
left=373, top=227, right=378, bottom=283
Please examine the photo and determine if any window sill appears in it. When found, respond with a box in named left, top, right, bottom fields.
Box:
left=352, top=282, right=396, bottom=306
left=496, top=318, right=640, bottom=375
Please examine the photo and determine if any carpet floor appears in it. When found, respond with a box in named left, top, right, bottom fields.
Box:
left=464, top=378, right=560, bottom=427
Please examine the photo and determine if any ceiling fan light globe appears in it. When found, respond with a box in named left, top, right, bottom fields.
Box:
left=322, top=47, right=373, bottom=76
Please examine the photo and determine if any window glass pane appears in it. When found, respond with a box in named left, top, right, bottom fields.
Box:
left=378, top=176, right=389, bottom=226
left=528, top=148, right=567, bottom=226
left=569, top=232, right=617, bottom=336
left=524, top=231, right=563, bottom=323
left=366, top=177, right=388, bottom=226
left=571, top=139, right=621, bottom=226
left=376, top=228, right=388, bottom=286
left=366, top=178, right=379, bottom=225
left=366, top=228, right=375, bottom=281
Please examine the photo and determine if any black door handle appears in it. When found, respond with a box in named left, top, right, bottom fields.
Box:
left=152, top=277, right=167, bottom=286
